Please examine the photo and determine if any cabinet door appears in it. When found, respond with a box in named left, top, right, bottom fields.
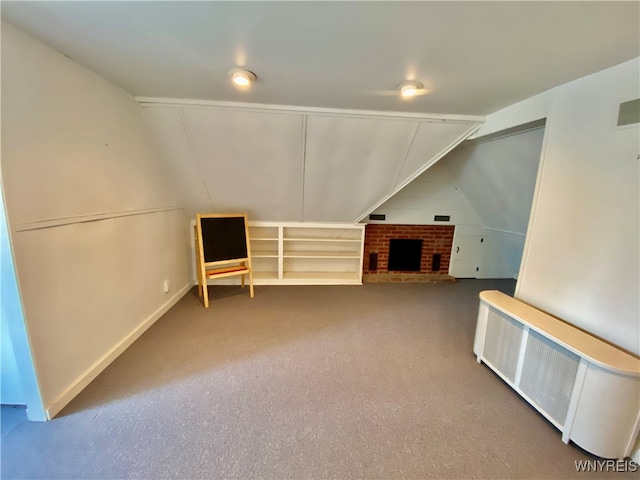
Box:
left=449, top=234, right=484, bottom=278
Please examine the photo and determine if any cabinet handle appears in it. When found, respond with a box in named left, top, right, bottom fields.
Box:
left=456, top=246, right=460, bottom=253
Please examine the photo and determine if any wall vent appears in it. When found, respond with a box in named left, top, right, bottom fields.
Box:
left=519, top=330, right=579, bottom=426
left=618, top=98, right=640, bottom=127
left=483, top=308, right=523, bottom=382
left=369, top=214, right=386, bottom=221
left=434, top=215, right=450, bottom=222
left=369, top=253, right=378, bottom=271
left=431, top=253, right=441, bottom=272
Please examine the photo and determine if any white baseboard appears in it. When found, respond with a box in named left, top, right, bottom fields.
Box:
left=45, top=282, right=193, bottom=419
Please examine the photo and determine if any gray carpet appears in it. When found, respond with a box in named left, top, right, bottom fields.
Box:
left=1, top=280, right=634, bottom=479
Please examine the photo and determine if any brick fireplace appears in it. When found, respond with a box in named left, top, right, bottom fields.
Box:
left=363, top=224, right=455, bottom=282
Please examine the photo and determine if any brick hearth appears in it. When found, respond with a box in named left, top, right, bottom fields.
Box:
left=363, top=224, right=455, bottom=283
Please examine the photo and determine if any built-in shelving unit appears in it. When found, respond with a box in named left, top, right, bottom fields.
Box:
left=192, top=221, right=365, bottom=285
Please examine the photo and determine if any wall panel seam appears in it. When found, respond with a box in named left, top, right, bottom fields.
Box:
left=14, top=206, right=184, bottom=232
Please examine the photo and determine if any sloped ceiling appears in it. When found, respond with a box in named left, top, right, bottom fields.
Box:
left=442, top=125, right=546, bottom=277
left=141, top=102, right=481, bottom=222
left=443, top=126, right=545, bottom=235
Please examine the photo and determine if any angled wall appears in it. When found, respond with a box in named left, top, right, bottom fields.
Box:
left=139, top=100, right=482, bottom=223
left=1, top=22, right=192, bottom=418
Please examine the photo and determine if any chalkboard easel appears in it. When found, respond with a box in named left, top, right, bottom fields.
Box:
left=194, top=213, right=254, bottom=308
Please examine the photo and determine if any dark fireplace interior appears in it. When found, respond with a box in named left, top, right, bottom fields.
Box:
left=388, top=239, right=423, bottom=271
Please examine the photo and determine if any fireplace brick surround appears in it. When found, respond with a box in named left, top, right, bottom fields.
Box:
left=363, top=224, right=455, bottom=282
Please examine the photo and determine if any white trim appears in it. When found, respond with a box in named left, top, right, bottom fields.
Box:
left=562, top=358, right=589, bottom=443
left=484, top=227, right=527, bottom=237
left=515, top=92, right=557, bottom=298
left=513, top=326, right=530, bottom=387
left=45, top=282, right=193, bottom=419
left=135, top=96, right=485, bottom=123
left=14, top=206, right=183, bottom=232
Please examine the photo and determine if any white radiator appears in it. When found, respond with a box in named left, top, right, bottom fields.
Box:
left=474, top=291, right=640, bottom=459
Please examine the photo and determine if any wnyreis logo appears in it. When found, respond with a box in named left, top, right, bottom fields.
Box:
left=575, top=459, right=638, bottom=473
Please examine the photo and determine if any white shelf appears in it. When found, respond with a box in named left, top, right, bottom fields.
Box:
left=283, top=251, right=360, bottom=259
left=246, top=221, right=365, bottom=285
left=283, top=237, right=361, bottom=243
left=282, top=271, right=362, bottom=284
left=252, top=251, right=279, bottom=258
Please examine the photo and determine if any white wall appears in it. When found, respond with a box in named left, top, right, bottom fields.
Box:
left=140, top=101, right=481, bottom=223
left=444, top=127, right=545, bottom=278
left=505, top=58, right=640, bottom=355
left=1, top=22, right=192, bottom=418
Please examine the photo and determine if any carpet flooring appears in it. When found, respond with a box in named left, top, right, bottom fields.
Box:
left=1, top=280, right=635, bottom=479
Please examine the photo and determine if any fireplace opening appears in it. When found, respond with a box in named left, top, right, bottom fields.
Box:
left=388, top=239, right=423, bottom=272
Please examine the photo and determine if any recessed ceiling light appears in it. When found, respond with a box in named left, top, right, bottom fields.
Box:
left=397, top=81, right=424, bottom=98
left=228, top=68, right=257, bottom=88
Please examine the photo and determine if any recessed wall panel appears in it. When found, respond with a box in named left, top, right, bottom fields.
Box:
left=183, top=108, right=304, bottom=221
left=141, top=106, right=213, bottom=218
left=303, top=115, right=416, bottom=222
left=394, top=120, right=480, bottom=190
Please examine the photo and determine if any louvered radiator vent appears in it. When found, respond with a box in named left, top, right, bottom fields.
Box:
left=474, top=290, right=640, bottom=459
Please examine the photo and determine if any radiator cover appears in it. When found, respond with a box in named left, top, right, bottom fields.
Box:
left=474, top=290, right=640, bottom=459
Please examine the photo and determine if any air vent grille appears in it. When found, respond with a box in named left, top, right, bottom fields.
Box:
left=519, top=330, right=579, bottom=425
left=483, top=308, right=523, bottom=382
left=618, top=98, right=640, bottom=126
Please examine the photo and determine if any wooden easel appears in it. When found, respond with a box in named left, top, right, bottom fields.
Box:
left=194, top=213, right=254, bottom=308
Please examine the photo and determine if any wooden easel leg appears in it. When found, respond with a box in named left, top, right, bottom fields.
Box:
left=203, top=281, right=209, bottom=308
left=249, top=271, right=254, bottom=298
left=241, top=274, right=245, bottom=289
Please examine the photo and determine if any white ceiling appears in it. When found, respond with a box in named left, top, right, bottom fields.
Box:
left=2, top=1, right=638, bottom=115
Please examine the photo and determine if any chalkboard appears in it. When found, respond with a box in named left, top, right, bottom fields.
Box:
left=199, top=216, right=248, bottom=263
left=194, top=213, right=254, bottom=308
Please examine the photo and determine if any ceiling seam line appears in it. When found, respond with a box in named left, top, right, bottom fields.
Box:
left=390, top=121, right=422, bottom=192
left=178, top=108, right=216, bottom=210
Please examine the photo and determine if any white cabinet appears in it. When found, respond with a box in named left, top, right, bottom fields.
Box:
left=198, top=221, right=365, bottom=285
left=474, top=290, right=640, bottom=459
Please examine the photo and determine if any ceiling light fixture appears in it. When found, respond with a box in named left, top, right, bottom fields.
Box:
left=228, top=68, right=257, bottom=88
left=397, top=81, right=424, bottom=98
